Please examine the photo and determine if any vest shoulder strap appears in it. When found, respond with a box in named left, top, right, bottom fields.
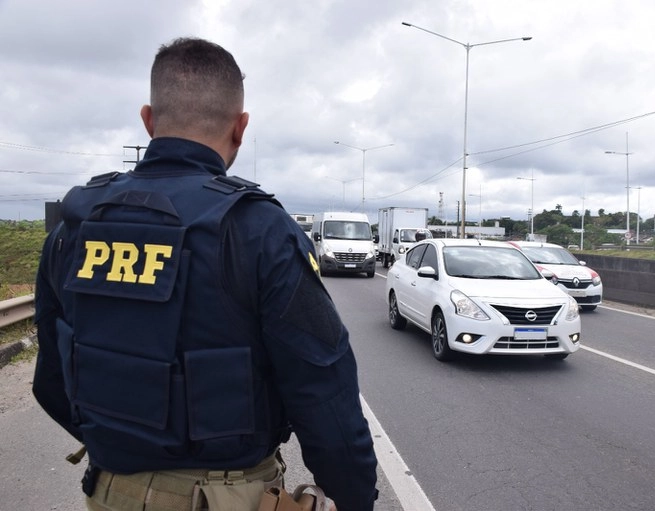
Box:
left=83, top=171, right=122, bottom=189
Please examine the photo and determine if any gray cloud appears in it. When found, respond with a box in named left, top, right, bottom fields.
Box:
left=1, top=0, right=654, bottom=227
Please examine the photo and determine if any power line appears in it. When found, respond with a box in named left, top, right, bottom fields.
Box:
left=471, top=111, right=655, bottom=156
left=0, top=168, right=95, bottom=175
left=368, top=111, right=655, bottom=201
left=0, top=141, right=124, bottom=157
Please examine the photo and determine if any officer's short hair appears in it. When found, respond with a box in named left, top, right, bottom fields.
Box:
left=150, top=37, right=245, bottom=135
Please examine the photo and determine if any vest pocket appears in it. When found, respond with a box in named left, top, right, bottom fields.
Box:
left=185, top=347, right=254, bottom=440
left=73, top=343, right=171, bottom=429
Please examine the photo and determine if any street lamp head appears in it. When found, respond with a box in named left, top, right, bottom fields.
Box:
left=522, top=37, right=533, bottom=41
left=333, top=141, right=340, bottom=145
left=401, top=22, right=412, bottom=27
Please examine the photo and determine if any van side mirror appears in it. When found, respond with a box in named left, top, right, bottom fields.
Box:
left=392, top=237, right=398, bottom=244
left=313, top=232, right=321, bottom=242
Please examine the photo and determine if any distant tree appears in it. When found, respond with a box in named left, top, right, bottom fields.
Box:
left=581, top=223, right=605, bottom=248
left=540, top=224, right=574, bottom=246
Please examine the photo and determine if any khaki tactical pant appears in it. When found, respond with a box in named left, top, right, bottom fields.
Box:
left=86, top=453, right=284, bottom=511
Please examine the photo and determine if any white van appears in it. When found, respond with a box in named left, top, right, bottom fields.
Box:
left=311, top=212, right=378, bottom=278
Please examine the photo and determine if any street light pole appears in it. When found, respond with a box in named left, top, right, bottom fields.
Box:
left=333, top=141, right=394, bottom=211
left=402, top=22, right=531, bottom=239
left=605, top=132, right=633, bottom=245
left=635, top=186, right=642, bottom=244
left=326, top=176, right=361, bottom=208
left=517, top=169, right=536, bottom=239
left=580, top=195, right=585, bottom=249
left=468, top=184, right=482, bottom=239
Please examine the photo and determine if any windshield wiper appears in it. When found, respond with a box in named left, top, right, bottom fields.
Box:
left=475, top=275, right=523, bottom=280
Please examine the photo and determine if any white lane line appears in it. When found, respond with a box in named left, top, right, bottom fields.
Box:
left=598, top=304, right=655, bottom=320
left=581, top=345, right=655, bottom=375
left=360, top=395, right=436, bottom=511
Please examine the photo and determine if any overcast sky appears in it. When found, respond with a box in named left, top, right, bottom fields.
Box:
left=1, top=0, right=654, bottom=228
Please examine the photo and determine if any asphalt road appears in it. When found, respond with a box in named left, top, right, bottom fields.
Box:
left=1, top=265, right=653, bottom=510
left=327, top=266, right=655, bottom=511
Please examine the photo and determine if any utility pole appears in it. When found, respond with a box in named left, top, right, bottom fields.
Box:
left=123, top=145, right=147, bottom=166
left=456, top=200, right=460, bottom=238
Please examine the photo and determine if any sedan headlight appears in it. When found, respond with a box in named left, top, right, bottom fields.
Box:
left=591, top=271, right=601, bottom=286
left=450, top=290, right=490, bottom=321
left=565, top=296, right=580, bottom=321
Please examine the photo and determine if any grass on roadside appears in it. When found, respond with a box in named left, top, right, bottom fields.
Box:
left=1, top=319, right=36, bottom=346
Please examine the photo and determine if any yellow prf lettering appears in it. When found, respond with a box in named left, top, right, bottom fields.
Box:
left=138, top=244, right=173, bottom=284
left=77, top=241, right=111, bottom=279
left=76, top=240, right=173, bottom=284
left=107, top=242, right=139, bottom=283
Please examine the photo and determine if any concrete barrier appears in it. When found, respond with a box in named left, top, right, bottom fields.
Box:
left=579, top=254, right=655, bottom=308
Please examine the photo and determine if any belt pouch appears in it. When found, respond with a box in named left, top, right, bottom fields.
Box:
left=258, top=487, right=316, bottom=511
left=199, top=479, right=265, bottom=511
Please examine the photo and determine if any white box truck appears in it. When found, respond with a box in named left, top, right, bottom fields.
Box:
left=378, top=207, right=431, bottom=268
left=311, top=211, right=378, bottom=278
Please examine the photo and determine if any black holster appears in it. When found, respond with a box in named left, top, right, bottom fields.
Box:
left=81, top=463, right=100, bottom=497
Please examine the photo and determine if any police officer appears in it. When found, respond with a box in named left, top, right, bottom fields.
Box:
left=33, top=37, right=378, bottom=511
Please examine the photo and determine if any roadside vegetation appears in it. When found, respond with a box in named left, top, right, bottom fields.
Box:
left=0, top=220, right=46, bottom=351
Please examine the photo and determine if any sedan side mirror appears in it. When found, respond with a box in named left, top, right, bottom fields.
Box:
left=417, top=266, right=438, bottom=280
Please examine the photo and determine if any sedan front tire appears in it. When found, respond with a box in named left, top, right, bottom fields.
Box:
left=431, top=311, right=452, bottom=361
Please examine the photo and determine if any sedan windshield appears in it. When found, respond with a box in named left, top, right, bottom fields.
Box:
left=323, top=220, right=372, bottom=240
left=444, top=246, right=541, bottom=280
left=520, top=246, right=580, bottom=265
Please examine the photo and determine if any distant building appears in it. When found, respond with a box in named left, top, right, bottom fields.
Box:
left=428, top=221, right=505, bottom=239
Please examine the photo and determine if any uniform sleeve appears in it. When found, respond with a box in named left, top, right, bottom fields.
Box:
left=32, top=225, right=83, bottom=442
left=226, top=201, right=378, bottom=511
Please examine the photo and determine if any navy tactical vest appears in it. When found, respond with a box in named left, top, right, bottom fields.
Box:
left=56, top=170, right=290, bottom=473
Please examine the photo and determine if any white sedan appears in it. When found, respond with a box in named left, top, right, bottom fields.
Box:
left=386, top=239, right=581, bottom=361
left=509, top=241, right=603, bottom=311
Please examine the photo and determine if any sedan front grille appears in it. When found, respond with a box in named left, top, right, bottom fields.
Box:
left=494, top=337, right=560, bottom=349
left=559, top=279, right=593, bottom=290
left=489, top=304, right=563, bottom=325
left=334, top=252, right=366, bottom=263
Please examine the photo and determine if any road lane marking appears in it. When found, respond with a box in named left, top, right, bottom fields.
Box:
left=599, top=304, right=655, bottom=320
left=360, top=394, right=436, bottom=511
left=581, top=345, right=655, bottom=375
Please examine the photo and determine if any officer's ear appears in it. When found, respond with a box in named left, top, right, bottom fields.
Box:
left=231, top=111, right=249, bottom=148
left=140, top=105, right=155, bottom=138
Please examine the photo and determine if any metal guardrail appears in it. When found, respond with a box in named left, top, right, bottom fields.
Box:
left=0, top=294, right=35, bottom=328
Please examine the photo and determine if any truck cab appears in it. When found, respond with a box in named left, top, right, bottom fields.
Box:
left=392, top=227, right=433, bottom=265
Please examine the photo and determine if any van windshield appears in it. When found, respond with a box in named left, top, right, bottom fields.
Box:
left=324, top=220, right=371, bottom=241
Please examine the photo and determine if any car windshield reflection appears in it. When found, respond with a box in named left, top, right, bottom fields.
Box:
left=520, top=246, right=580, bottom=265
left=443, top=246, right=541, bottom=280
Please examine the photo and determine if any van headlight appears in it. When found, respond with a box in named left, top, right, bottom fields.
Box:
left=450, top=290, right=490, bottom=320
left=398, top=246, right=406, bottom=254
left=323, top=243, right=334, bottom=258
left=565, top=296, right=580, bottom=321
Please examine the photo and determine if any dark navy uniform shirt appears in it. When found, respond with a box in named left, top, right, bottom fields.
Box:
left=33, top=138, right=378, bottom=511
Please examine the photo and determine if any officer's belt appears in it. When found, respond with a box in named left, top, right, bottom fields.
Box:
left=93, top=452, right=281, bottom=511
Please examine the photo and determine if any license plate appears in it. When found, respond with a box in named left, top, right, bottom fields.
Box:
left=514, top=327, right=547, bottom=340
left=568, top=289, right=586, bottom=297
left=344, top=263, right=356, bottom=268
